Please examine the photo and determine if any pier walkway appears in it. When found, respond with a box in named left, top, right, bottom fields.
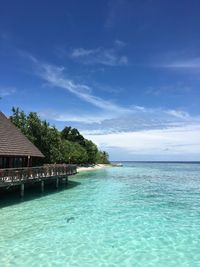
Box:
left=0, top=164, right=77, bottom=196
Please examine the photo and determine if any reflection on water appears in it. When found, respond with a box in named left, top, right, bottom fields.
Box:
left=0, top=180, right=81, bottom=209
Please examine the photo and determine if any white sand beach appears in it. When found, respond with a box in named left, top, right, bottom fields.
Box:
left=77, top=164, right=111, bottom=172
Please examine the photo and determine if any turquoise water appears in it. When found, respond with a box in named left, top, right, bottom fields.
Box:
left=1, top=163, right=200, bottom=267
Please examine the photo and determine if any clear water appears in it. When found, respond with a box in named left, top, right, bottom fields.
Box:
left=1, top=162, right=200, bottom=267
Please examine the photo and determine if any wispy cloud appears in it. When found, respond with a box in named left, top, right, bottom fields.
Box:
left=38, top=104, right=198, bottom=137
left=74, top=107, right=196, bottom=135
left=84, top=124, right=200, bottom=160
left=39, top=110, right=109, bottom=124
left=34, top=59, right=197, bottom=130
left=146, top=83, right=192, bottom=96
left=42, top=65, right=129, bottom=112
left=28, top=58, right=130, bottom=114
left=155, top=54, right=200, bottom=71
left=163, top=57, right=200, bottom=69
left=31, top=58, right=197, bottom=131
left=0, top=87, right=16, bottom=97
left=25, top=54, right=200, bottom=161
left=70, top=40, right=128, bottom=66
left=21, top=52, right=131, bottom=115
left=37, top=60, right=200, bottom=160
left=165, top=110, right=191, bottom=120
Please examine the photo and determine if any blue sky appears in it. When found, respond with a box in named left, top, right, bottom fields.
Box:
left=0, top=0, right=200, bottom=161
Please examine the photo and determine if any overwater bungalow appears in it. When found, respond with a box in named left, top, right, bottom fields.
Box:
left=0, top=111, right=44, bottom=169
left=0, top=112, right=77, bottom=196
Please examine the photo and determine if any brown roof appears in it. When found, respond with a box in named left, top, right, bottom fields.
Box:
left=0, top=112, right=44, bottom=157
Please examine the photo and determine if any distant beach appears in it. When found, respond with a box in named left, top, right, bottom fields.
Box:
left=77, top=164, right=111, bottom=172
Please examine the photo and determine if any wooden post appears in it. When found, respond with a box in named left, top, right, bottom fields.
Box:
left=41, top=180, right=44, bottom=193
left=56, top=178, right=59, bottom=188
left=62, top=177, right=65, bottom=185
left=62, top=176, right=68, bottom=186
left=20, top=183, right=24, bottom=198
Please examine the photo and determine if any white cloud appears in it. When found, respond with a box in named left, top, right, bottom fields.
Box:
left=164, top=57, right=200, bottom=69
left=70, top=41, right=128, bottom=66
left=165, top=110, right=190, bottom=120
left=0, top=87, right=16, bottom=97
left=37, top=63, right=131, bottom=114
left=39, top=110, right=110, bottom=124
left=38, top=101, right=200, bottom=139
left=119, top=55, right=128, bottom=64
left=146, top=84, right=192, bottom=96
left=74, top=111, right=197, bottom=135
left=22, top=52, right=200, bottom=160
left=156, top=55, right=200, bottom=71
left=84, top=124, right=200, bottom=157
left=71, top=48, right=97, bottom=58
left=114, top=39, right=126, bottom=47
left=35, top=61, right=196, bottom=129
left=24, top=53, right=131, bottom=115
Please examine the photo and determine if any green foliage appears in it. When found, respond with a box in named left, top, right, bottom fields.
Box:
left=10, top=107, right=110, bottom=165
left=11, top=107, right=28, bottom=136
left=96, top=151, right=110, bottom=164
left=61, top=126, right=84, bottom=145
left=83, top=139, right=98, bottom=164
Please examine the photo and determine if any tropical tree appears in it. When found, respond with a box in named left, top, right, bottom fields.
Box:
left=10, top=107, right=110, bottom=165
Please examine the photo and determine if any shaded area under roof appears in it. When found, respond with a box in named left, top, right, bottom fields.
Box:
left=0, top=112, right=44, bottom=157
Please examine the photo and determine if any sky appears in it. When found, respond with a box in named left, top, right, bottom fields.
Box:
left=0, top=0, right=200, bottom=161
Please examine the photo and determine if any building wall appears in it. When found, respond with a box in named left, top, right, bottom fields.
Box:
left=0, top=156, right=31, bottom=169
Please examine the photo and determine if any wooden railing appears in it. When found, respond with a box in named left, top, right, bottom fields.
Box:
left=0, top=164, right=77, bottom=185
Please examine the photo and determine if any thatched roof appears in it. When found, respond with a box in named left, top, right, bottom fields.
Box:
left=0, top=112, right=44, bottom=157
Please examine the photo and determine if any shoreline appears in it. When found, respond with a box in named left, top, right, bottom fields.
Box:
left=77, top=164, right=112, bottom=172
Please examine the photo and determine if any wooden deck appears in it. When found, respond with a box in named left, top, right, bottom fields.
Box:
left=0, top=164, right=77, bottom=196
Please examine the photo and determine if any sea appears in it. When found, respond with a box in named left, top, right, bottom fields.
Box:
left=0, top=162, right=200, bottom=267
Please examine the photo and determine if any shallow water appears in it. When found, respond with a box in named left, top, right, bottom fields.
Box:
left=1, top=162, right=200, bottom=267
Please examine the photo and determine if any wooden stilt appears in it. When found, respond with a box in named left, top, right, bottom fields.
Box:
left=62, top=177, right=65, bottom=185
left=62, top=176, right=68, bottom=186
left=41, top=180, right=44, bottom=193
left=20, top=183, right=24, bottom=197
left=56, top=178, right=59, bottom=188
